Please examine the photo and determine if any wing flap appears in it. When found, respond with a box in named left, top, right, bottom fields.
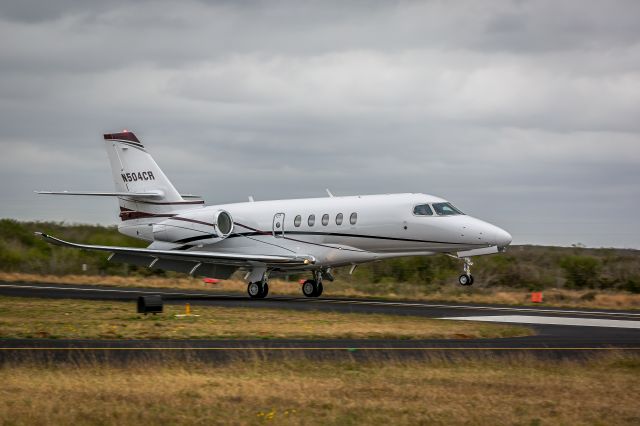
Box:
left=109, top=253, right=154, bottom=267
left=192, top=263, right=237, bottom=279
left=36, top=232, right=315, bottom=268
left=108, top=253, right=237, bottom=278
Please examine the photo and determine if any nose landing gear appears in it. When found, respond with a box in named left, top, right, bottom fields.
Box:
left=458, top=257, right=474, bottom=286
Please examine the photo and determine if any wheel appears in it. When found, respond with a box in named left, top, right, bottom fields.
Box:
left=302, top=280, right=318, bottom=297
left=248, top=282, right=262, bottom=298
left=315, top=281, right=324, bottom=297
left=468, top=275, right=474, bottom=286
left=458, top=274, right=471, bottom=286
left=248, top=281, right=268, bottom=298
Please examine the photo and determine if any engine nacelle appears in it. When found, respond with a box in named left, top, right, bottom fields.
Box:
left=152, top=209, right=234, bottom=245
left=210, top=209, right=234, bottom=238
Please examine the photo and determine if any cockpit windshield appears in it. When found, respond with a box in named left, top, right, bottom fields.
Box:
left=432, top=202, right=464, bottom=216
left=413, top=204, right=433, bottom=216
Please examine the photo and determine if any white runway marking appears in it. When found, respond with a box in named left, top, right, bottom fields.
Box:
left=306, top=298, right=640, bottom=318
left=441, top=315, right=640, bottom=329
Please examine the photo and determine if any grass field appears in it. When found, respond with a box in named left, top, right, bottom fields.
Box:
left=3, top=272, right=640, bottom=311
left=0, top=296, right=530, bottom=340
left=0, top=355, right=638, bottom=425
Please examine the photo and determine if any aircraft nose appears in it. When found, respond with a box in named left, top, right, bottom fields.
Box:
left=494, top=227, right=512, bottom=248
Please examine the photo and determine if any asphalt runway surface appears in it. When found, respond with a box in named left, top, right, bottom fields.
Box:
left=1, top=282, right=639, bottom=362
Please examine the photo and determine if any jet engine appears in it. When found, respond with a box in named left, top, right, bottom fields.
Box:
left=151, top=209, right=234, bottom=245
left=210, top=210, right=234, bottom=238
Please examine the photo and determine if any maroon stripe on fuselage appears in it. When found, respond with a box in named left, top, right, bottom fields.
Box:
left=168, top=217, right=215, bottom=227
left=119, top=210, right=176, bottom=221
left=120, top=198, right=205, bottom=205
left=235, top=222, right=271, bottom=235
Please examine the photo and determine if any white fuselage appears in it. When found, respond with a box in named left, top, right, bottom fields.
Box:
left=119, top=193, right=512, bottom=271
left=38, top=131, right=512, bottom=295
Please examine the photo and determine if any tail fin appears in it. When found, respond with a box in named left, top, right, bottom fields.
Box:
left=104, top=131, right=182, bottom=202
left=103, top=131, right=204, bottom=237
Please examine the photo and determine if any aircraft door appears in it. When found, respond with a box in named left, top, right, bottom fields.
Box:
left=272, top=213, right=285, bottom=238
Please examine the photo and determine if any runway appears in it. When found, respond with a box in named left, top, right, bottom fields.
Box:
left=1, top=282, right=639, bottom=362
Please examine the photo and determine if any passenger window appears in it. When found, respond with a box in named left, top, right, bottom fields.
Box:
left=308, top=214, right=315, bottom=226
left=336, top=213, right=343, bottom=225
left=294, top=215, right=302, bottom=227
left=322, top=214, right=329, bottom=226
left=350, top=212, right=357, bottom=225
left=413, top=204, right=433, bottom=216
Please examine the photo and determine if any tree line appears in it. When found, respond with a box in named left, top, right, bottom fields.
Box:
left=1, top=219, right=638, bottom=293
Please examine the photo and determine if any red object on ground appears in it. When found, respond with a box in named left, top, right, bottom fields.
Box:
left=203, top=278, right=220, bottom=284
left=531, top=292, right=543, bottom=303
left=298, top=279, right=306, bottom=285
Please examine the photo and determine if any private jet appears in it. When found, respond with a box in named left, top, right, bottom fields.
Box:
left=37, top=130, right=512, bottom=298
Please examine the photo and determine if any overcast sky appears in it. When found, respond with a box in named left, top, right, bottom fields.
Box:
left=1, top=0, right=639, bottom=248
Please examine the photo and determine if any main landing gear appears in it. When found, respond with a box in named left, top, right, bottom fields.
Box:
left=302, top=279, right=323, bottom=297
left=302, top=270, right=327, bottom=298
left=247, top=280, right=269, bottom=299
left=246, top=268, right=331, bottom=299
left=247, top=267, right=269, bottom=299
left=458, top=257, right=474, bottom=286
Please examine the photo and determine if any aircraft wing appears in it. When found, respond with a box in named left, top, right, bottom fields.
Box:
left=36, top=233, right=315, bottom=277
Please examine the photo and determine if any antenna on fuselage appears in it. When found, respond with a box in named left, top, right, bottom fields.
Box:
left=325, top=189, right=334, bottom=197
left=248, top=196, right=255, bottom=202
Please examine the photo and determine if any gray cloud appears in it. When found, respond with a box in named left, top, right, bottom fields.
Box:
left=1, top=0, right=639, bottom=248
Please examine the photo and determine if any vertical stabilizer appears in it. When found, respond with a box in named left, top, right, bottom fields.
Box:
left=103, top=131, right=182, bottom=202
left=103, top=131, right=204, bottom=239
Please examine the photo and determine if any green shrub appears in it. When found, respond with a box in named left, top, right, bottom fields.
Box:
left=623, top=278, right=640, bottom=294
left=1, top=219, right=639, bottom=293
left=559, top=256, right=602, bottom=289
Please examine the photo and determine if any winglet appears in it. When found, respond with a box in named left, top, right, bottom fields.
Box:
left=35, top=232, right=68, bottom=248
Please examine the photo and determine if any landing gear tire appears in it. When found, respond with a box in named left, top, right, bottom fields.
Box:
left=455, top=256, right=475, bottom=286
left=302, top=279, right=320, bottom=297
left=248, top=281, right=269, bottom=298
left=458, top=274, right=474, bottom=286
left=316, top=281, right=324, bottom=297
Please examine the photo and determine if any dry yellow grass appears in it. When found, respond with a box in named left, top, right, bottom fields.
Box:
left=2, top=272, right=640, bottom=310
left=0, top=355, right=639, bottom=425
left=0, top=272, right=202, bottom=289
left=0, top=295, right=530, bottom=340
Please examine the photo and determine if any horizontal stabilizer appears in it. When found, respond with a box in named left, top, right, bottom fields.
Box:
left=35, top=190, right=165, bottom=198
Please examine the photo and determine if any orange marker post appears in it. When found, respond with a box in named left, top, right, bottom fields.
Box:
left=531, top=292, right=543, bottom=303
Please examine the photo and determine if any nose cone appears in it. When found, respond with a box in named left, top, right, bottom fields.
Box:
left=494, top=227, right=512, bottom=248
